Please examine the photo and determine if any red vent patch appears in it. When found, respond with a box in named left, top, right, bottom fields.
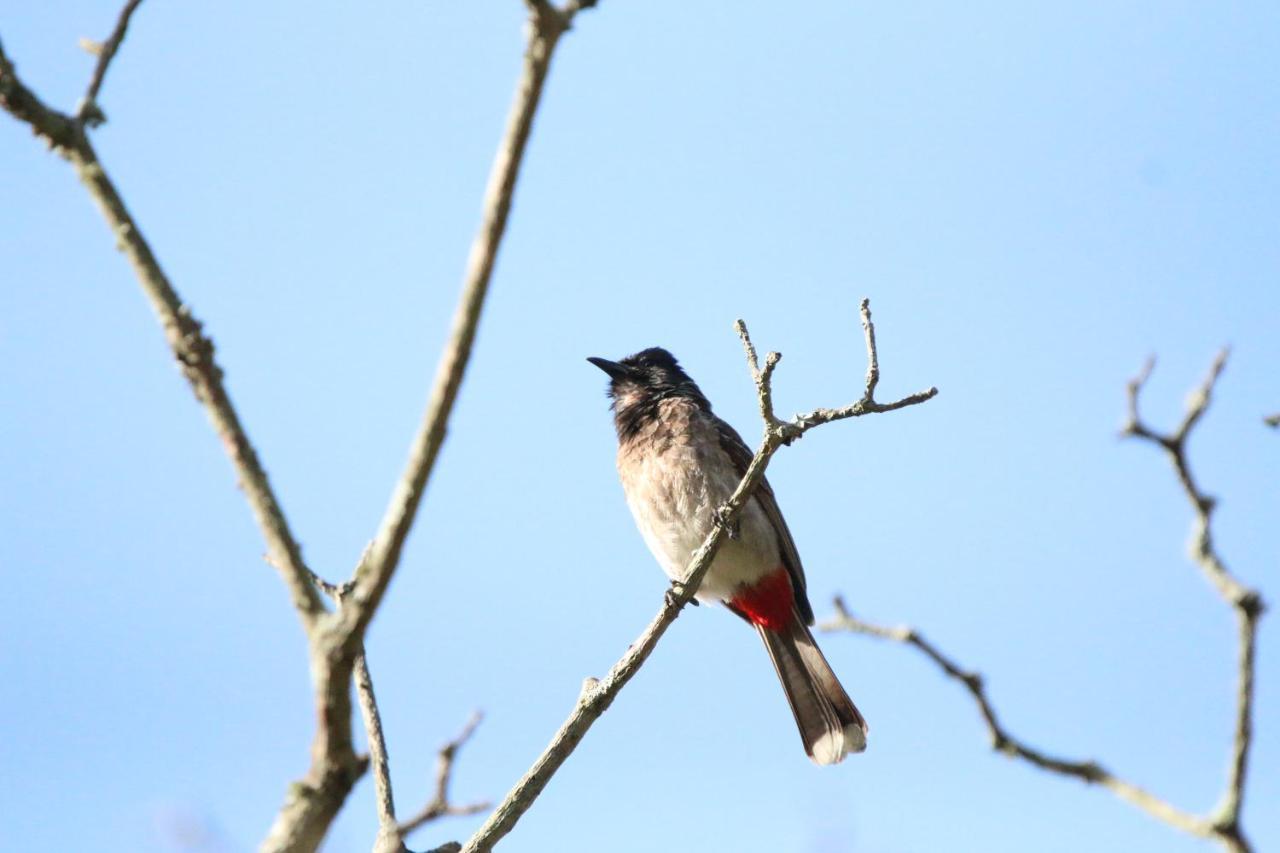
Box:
left=729, top=569, right=796, bottom=632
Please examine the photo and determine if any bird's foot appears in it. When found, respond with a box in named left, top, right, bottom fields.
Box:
left=665, top=580, right=699, bottom=608
left=712, top=506, right=740, bottom=540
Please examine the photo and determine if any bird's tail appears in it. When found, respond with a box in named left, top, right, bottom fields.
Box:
left=757, top=609, right=867, bottom=765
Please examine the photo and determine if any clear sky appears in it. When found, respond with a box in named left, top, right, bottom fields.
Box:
left=2, top=2, right=1277, bottom=852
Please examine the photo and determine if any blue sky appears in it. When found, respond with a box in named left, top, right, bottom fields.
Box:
left=2, top=2, right=1277, bottom=852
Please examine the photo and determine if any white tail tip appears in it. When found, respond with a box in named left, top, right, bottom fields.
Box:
left=809, top=722, right=868, bottom=765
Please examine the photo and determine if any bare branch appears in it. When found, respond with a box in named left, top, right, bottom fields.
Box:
left=0, top=39, right=83, bottom=151
left=1121, top=350, right=1250, bottom=607
left=1121, top=350, right=1262, bottom=851
left=75, top=0, right=146, bottom=126
left=9, top=22, right=350, bottom=845
left=353, top=652, right=402, bottom=853
left=1175, top=348, right=1229, bottom=445
left=8, top=2, right=595, bottom=851
left=819, top=600, right=1210, bottom=839
left=6, top=1, right=597, bottom=847
left=858, top=298, right=881, bottom=401
left=305, top=567, right=357, bottom=601
left=460, top=300, right=936, bottom=853
left=303, top=572, right=485, bottom=853
left=824, top=349, right=1263, bottom=853
left=339, top=0, right=592, bottom=648
left=274, top=3, right=598, bottom=846
left=734, top=319, right=782, bottom=428
left=260, top=569, right=363, bottom=853
left=3, top=34, right=326, bottom=629
left=457, top=453, right=768, bottom=853
left=1121, top=355, right=1161, bottom=444
left=397, top=712, right=490, bottom=840
left=737, top=300, right=939, bottom=447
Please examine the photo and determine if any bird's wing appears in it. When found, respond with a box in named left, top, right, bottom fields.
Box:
left=714, top=415, right=815, bottom=625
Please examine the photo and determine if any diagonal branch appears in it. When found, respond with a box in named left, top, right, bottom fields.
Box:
left=0, top=40, right=80, bottom=148
left=819, top=599, right=1209, bottom=837
left=353, top=650, right=402, bottom=853
left=823, top=349, right=1263, bottom=853
left=75, top=0, right=147, bottom=126
left=6, top=28, right=360, bottom=853
left=458, top=299, right=936, bottom=853
left=1, top=35, right=325, bottom=630
left=7, top=1, right=594, bottom=850
left=7, top=3, right=575, bottom=847
left=337, top=0, right=592, bottom=647
left=272, top=3, right=597, bottom=849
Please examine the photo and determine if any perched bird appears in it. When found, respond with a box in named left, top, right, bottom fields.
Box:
left=589, top=347, right=867, bottom=764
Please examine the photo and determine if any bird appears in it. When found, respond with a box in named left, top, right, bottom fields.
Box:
left=588, top=346, right=867, bottom=764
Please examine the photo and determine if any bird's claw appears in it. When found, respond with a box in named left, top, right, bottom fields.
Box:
left=666, top=580, right=699, bottom=608
left=712, top=506, right=740, bottom=540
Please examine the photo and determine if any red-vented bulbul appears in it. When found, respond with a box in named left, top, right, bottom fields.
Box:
left=589, top=347, right=867, bottom=764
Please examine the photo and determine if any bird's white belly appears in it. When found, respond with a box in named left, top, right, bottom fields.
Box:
left=620, top=443, right=779, bottom=603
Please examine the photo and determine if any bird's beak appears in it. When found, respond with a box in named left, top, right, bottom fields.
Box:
left=587, top=357, right=633, bottom=381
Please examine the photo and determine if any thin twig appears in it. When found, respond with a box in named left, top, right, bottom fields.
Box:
left=1121, top=350, right=1262, bottom=852
left=75, top=0, right=146, bottom=126
left=354, top=652, right=403, bottom=853
left=735, top=319, right=783, bottom=429
left=459, top=299, right=936, bottom=853
left=306, top=573, right=395, bottom=846
left=858, top=298, right=881, bottom=401
left=737, top=303, right=939, bottom=447
left=397, top=712, right=490, bottom=840
left=308, top=571, right=485, bottom=853
left=818, top=600, right=1209, bottom=837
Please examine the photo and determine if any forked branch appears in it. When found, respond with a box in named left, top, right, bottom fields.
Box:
left=3, top=0, right=592, bottom=848
left=355, top=646, right=488, bottom=853
left=271, top=0, right=596, bottom=846
left=75, top=0, right=146, bottom=125
left=736, top=298, right=937, bottom=445
left=824, top=349, right=1263, bottom=853
left=1121, top=351, right=1263, bottom=851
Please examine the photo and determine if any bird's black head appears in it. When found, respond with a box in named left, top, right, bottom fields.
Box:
left=587, top=347, right=710, bottom=438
